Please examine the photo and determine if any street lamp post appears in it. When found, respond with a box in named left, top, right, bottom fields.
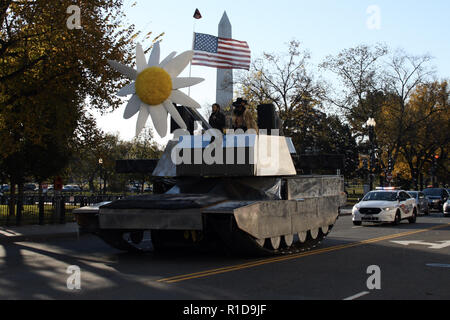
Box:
left=98, top=158, right=103, bottom=194
left=366, top=118, right=377, bottom=191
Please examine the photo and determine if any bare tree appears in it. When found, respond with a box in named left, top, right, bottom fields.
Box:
left=320, top=44, right=388, bottom=131
left=379, top=50, right=436, bottom=167
left=236, top=40, right=326, bottom=135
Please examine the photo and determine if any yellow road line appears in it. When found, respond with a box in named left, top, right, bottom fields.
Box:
left=158, top=223, right=450, bottom=284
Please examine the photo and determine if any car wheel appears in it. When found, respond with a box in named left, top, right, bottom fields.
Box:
left=393, top=211, right=401, bottom=226
left=408, top=209, right=417, bottom=224
left=353, top=221, right=362, bottom=226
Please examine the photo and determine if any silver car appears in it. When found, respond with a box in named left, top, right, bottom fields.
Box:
left=407, top=191, right=430, bottom=215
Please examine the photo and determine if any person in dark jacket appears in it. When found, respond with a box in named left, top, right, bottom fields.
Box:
left=208, top=103, right=226, bottom=133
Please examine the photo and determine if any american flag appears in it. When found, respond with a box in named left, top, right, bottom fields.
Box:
left=192, top=33, right=251, bottom=70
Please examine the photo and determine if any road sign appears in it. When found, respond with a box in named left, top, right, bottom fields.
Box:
left=391, top=240, right=450, bottom=250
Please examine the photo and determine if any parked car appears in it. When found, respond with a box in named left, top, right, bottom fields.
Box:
left=127, top=185, right=141, bottom=193
left=423, top=188, right=449, bottom=212
left=62, top=185, right=83, bottom=193
left=352, top=188, right=417, bottom=226
left=444, top=199, right=450, bottom=217
left=407, top=191, right=430, bottom=215
left=24, top=183, right=37, bottom=191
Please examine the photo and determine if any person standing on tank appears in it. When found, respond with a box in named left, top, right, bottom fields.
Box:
left=208, top=103, right=226, bottom=133
left=231, top=98, right=258, bottom=132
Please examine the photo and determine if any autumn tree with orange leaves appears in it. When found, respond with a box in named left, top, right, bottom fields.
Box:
left=0, top=1, right=149, bottom=217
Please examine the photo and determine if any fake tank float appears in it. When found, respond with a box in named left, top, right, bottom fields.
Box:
left=73, top=42, right=347, bottom=256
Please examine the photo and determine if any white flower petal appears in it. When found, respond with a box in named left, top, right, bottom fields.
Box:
left=148, top=41, right=160, bottom=67
left=124, top=94, right=141, bottom=119
left=117, top=82, right=135, bottom=97
left=136, top=104, right=150, bottom=136
left=164, top=51, right=193, bottom=77
left=148, top=104, right=168, bottom=137
left=108, top=60, right=137, bottom=80
left=160, top=52, right=177, bottom=68
left=170, top=90, right=201, bottom=109
left=163, top=100, right=187, bottom=129
left=172, top=77, right=204, bottom=90
left=136, top=43, right=148, bottom=72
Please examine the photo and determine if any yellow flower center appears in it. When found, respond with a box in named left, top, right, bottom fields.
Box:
left=135, top=67, right=172, bottom=106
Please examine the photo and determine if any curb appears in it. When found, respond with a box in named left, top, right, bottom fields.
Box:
left=0, top=224, right=80, bottom=243
left=0, top=232, right=80, bottom=244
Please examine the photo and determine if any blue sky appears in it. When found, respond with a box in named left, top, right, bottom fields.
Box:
left=96, top=0, right=450, bottom=142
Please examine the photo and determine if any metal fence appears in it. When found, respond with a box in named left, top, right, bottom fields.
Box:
left=0, top=193, right=125, bottom=226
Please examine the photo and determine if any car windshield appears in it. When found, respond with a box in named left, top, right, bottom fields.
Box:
left=362, top=192, right=397, bottom=202
left=423, top=189, right=442, bottom=196
left=407, top=191, right=418, bottom=198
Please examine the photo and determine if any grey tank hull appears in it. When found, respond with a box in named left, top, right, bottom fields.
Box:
left=75, top=176, right=346, bottom=247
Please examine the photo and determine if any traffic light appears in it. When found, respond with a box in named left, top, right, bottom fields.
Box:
left=388, top=158, right=393, bottom=172
left=432, top=154, right=439, bottom=175
left=434, top=154, right=440, bottom=165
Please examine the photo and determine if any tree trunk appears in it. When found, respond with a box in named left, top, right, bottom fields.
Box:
left=8, top=180, right=15, bottom=225
left=16, top=182, right=24, bottom=226
left=89, top=178, right=95, bottom=193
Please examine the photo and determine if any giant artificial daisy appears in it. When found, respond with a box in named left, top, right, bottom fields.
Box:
left=108, top=42, right=204, bottom=137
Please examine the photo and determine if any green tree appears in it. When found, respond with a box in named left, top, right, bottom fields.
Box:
left=0, top=0, right=141, bottom=206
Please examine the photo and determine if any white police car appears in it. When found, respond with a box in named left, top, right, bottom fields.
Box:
left=352, top=188, right=417, bottom=226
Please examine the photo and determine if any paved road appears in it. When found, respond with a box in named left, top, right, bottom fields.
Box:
left=0, top=213, right=449, bottom=300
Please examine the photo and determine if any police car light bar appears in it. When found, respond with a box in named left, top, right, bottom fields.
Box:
left=376, top=187, right=397, bottom=190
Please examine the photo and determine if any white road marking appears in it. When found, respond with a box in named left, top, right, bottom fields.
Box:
left=343, top=291, right=370, bottom=300
left=426, top=264, right=450, bottom=268
left=390, top=240, right=450, bottom=250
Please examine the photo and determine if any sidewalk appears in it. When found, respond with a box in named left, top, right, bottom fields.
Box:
left=0, top=223, right=79, bottom=243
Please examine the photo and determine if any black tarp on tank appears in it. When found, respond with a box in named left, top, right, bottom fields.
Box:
left=166, top=177, right=283, bottom=201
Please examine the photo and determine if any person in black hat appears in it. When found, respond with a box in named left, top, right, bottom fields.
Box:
left=208, top=103, right=226, bottom=133
left=232, top=98, right=258, bottom=132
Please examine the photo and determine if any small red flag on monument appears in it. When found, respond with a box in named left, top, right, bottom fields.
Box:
left=193, top=9, right=202, bottom=19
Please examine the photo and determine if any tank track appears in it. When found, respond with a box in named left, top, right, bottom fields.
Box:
left=205, top=214, right=335, bottom=257
left=94, top=215, right=336, bottom=257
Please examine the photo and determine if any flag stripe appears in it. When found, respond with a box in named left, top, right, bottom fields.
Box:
left=218, top=42, right=250, bottom=50
left=192, top=58, right=250, bottom=69
left=219, top=37, right=248, bottom=44
left=193, top=52, right=251, bottom=63
left=192, top=58, right=249, bottom=67
left=217, top=48, right=251, bottom=58
left=193, top=32, right=251, bottom=70
left=192, top=56, right=250, bottom=67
